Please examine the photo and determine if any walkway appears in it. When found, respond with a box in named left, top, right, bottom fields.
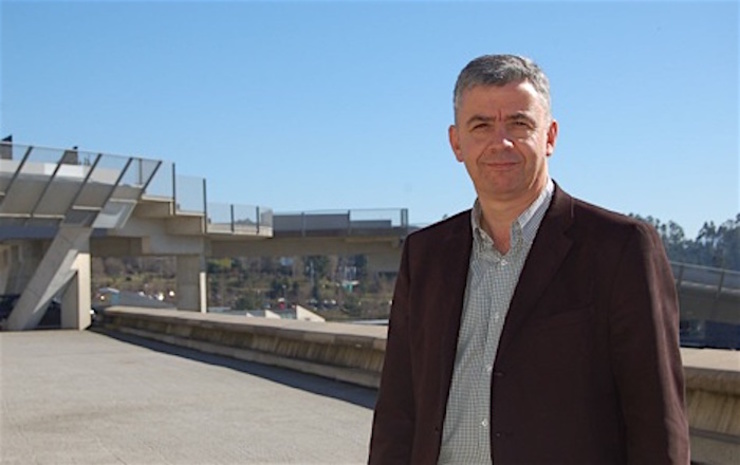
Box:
left=0, top=330, right=376, bottom=464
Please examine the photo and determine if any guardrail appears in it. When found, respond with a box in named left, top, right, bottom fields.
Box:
left=672, top=261, right=740, bottom=292
left=672, top=262, right=740, bottom=350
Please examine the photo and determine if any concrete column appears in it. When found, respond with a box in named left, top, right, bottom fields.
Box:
left=4, top=241, right=45, bottom=294
left=366, top=251, right=402, bottom=276
left=61, top=252, right=92, bottom=329
left=176, top=255, right=207, bottom=312
left=6, top=226, right=92, bottom=331
left=0, top=244, right=12, bottom=293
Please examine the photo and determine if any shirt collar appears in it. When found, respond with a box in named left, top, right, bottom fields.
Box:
left=471, top=178, right=554, bottom=249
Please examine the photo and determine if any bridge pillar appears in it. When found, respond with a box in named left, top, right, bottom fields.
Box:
left=366, top=250, right=402, bottom=276
left=176, top=255, right=207, bottom=312
left=1, top=240, right=44, bottom=294
left=6, top=226, right=92, bottom=330
left=61, top=251, right=92, bottom=329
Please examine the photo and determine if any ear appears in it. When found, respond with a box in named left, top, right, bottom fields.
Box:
left=545, top=119, right=558, bottom=157
left=449, top=125, right=464, bottom=162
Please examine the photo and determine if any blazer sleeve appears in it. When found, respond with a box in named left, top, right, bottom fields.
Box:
left=608, top=222, right=690, bottom=464
left=368, top=240, right=415, bottom=464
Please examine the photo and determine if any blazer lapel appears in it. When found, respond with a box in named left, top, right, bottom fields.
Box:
left=436, top=212, right=473, bottom=402
left=495, top=185, right=575, bottom=361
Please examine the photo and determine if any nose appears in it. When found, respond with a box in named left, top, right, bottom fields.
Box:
left=487, top=125, right=514, bottom=151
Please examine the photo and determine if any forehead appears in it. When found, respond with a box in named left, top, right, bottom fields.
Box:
left=458, top=81, right=547, bottom=116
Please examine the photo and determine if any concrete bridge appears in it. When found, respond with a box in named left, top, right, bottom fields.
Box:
left=0, top=142, right=408, bottom=331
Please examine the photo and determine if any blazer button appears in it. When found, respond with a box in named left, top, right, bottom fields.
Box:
left=493, top=371, right=505, bottom=378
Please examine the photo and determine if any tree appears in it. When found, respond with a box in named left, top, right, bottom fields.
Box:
left=631, top=213, right=740, bottom=271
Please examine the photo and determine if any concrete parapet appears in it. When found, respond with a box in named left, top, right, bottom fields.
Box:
left=681, top=348, right=740, bottom=464
left=100, top=306, right=387, bottom=389
left=99, top=308, right=739, bottom=464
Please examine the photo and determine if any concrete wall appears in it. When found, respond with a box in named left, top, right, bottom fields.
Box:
left=101, top=306, right=386, bottom=389
left=682, top=349, right=740, bottom=465
left=99, top=306, right=740, bottom=464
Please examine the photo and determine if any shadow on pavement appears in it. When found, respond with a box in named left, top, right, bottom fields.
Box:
left=92, top=328, right=378, bottom=410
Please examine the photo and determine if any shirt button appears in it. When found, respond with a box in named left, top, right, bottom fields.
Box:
left=481, top=419, right=489, bottom=428
left=501, top=259, right=508, bottom=266
left=485, top=365, right=493, bottom=374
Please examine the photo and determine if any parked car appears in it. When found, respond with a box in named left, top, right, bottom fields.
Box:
left=680, top=318, right=740, bottom=350
left=0, top=294, right=61, bottom=330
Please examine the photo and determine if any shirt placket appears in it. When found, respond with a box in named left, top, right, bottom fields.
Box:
left=476, top=249, right=502, bottom=461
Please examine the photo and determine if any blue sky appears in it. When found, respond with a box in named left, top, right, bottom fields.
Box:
left=2, top=0, right=738, bottom=237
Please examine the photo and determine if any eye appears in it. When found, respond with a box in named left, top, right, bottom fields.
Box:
left=508, top=120, right=534, bottom=133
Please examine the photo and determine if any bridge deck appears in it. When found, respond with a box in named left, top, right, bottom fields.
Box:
left=0, top=330, right=375, bottom=464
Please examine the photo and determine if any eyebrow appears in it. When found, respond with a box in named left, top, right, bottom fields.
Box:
left=505, top=112, right=537, bottom=125
left=464, top=112, right=536, bottom=127
left=464, top=115, right=494, bottom=127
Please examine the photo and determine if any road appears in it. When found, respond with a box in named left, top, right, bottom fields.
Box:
left=0, top=330, right=376, bottom=464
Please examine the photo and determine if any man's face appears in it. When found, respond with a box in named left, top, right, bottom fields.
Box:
left=449, top=80, right=558, bottom=205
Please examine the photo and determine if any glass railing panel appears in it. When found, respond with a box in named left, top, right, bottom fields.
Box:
left=33, top=180, right=80, bottom=216
left=233, top=204, right=260, bottom=233
left=207, top=202, right=232, bottom=233
left=116, top=157, right=160, bottom=190
left=0, top=141, right=22, bottom=161
left=175, top=175, right=205, bottom=214
left=206, top=204, right=273, bottom=234
left=93, top=200, right=137, bottom=229
left=349, top=208, right=407, bottom=229
left=259, top=207, right=274, bottom=229
left=143, top=160, right=174, bottom=199
left=74, top=153, right=130, bottom=209
left=0, top=146, right=57, bottom=214
left=1, top=145, right=79, bottom=215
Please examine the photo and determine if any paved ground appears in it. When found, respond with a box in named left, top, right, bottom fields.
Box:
left=0, top=329, right=377, bottom=465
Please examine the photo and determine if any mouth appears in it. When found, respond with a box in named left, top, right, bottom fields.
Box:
left=482, top=160, right=519, bottom=170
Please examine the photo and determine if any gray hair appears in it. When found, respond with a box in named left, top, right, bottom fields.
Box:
left=453, top=54, right=552, bottom=118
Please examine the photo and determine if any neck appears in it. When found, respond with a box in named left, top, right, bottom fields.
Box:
left=478, top=203, right=519, bottom=255
left=478, top=180, right=548, bottom=254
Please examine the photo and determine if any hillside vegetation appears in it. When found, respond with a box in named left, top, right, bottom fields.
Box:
left=92, top=214, right=739, bottom=320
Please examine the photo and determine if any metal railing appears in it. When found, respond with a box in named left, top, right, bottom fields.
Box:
left=673, top=261, right=740, bottom=349
left=671, top=261, right=740, bottom=293
left=146, top=163, right=272, bottom=235
left=206, top=203, right=274, bottom=235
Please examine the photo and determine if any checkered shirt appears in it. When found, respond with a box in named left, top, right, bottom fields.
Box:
left=438, top=179, right=554, bottom=464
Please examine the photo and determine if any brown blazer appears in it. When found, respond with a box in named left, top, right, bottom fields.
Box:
left=369, top=184, right=689, bottom=464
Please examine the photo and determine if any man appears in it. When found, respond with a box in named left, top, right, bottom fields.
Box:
left=368, top=54, right=689, bottom=464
